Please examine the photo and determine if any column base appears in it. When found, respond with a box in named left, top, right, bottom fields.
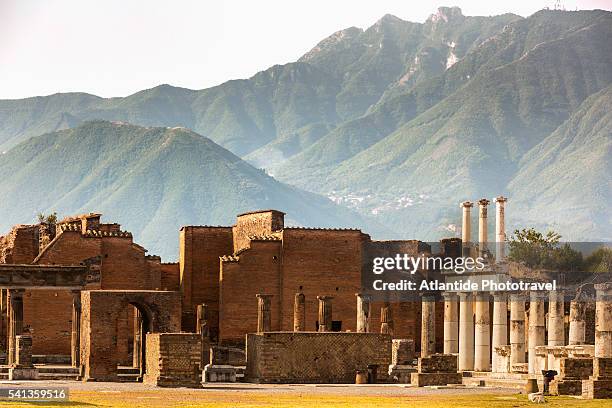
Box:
left=8, top=366, right=39, bottom=380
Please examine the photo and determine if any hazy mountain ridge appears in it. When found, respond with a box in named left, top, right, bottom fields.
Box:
left=0, top=121, right=389, bottom=259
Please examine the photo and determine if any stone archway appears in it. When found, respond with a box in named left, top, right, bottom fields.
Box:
left=80, top=290, right=181, bottom=382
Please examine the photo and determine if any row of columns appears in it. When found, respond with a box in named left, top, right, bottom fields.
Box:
left=460, top=196, right=507, bottom=258
left=439, top=287, right=610, bottom=373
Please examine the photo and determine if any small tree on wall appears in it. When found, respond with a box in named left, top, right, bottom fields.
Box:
left=36, top=211, right=58, bottom=225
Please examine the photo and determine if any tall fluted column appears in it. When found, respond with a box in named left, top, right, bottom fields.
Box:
left=459, top=293, right=474, bottom=371
left=443, top=292, right=458, bottom=354
left=528, top=292, right=545, bottom=374
left=317, top=296, right=333, bottom=332
left=494, top=196, right=507, bottom=260
left=594, top=283, right=612, bottom=358
left=492, top=293, right=508, bottom=371
left=509, top=294, right=526, bottom=365
left=8, top=289, right=24, bottom=366
left=293, top=293, right=305, bottom=332
left=380, top=303, right=394, bottom=335
left=356, top=293, right=371, bottom=333
left=71, top=290, right=81, bottom=368
left=568, top=299, right=586, bottom=345
left=461, top=201, right=474, bottom=256
left=547, top=290, right=565, bottom=367
left=256, top=294, right=272, bottom=333
left=478, top=199, right=490, bottom=256
left=474, top=293, right=491, bottom=371
left=421, top=294, right=436, bottom=357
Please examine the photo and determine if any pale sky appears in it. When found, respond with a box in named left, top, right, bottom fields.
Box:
left=1, top=0, right=610, bottom=99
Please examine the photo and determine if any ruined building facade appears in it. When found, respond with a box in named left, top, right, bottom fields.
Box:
left=0, top=209, right=441, bottom=360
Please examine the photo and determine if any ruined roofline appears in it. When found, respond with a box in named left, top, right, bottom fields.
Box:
left=58, top=212, right=102, bottom=223
left=284, top=226, right=361, bottom=232
left=220, top=255, right=240, bottom=263
left=180, top=225, right=231, bottom=230
left=248, top=233, right=282, bottom=241
left=236, top=209, right=286, bottom=217
left=370, top=239, right=421, bottom=243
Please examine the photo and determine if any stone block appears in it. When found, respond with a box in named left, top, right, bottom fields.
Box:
left=8, top=367, right=39, bottom=380
left=417, top=354, right=458, bottom=373
left=593, top=357, right=612, bottom=378
left=582, top=379, right=612, bottom=399
left=204, top=365, right=236, bottom=382
left=143, top=333, right=201, bottom=388
left=392, top=339, right=415, bottom=365
left=388, top=365, right=416, bottom=383
left=558, top=358, right=592, bottom=379
left=410, top=372, right=463, bottom=387
left=549, top=379, right=582, bottom=396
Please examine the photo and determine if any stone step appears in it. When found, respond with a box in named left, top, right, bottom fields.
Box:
left=37, top=366, right=79, bottom=374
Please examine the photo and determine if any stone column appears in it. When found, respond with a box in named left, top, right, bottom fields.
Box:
left=594, top=283, right=612, bottom=358
left=528, top=292, right=545, bottom=374
left=547, top=290, right=565, bottom=367
left=71, top=290, right=81, bottom=368
left=421, top=294, right=436, bottom=357
left=478, top=199, right=490, bottom=256
left=509, top=294, right=526, bottom=365
left=293, top=293, right=305, bottom=332
left=461, top=201, right=474, bottom=255
left=317, top=296, right=333, bottom=332
left=474, top=293, right=491, bottom=371
left=256, top=294, right=273, bottom=333
left=568, top=299, right=586, bottom=345
left=494, top=196, right=507, bottom=260
left=356, top=293, right=371, bottom=333
left=492, top=293, right=508, bottom=371
left=133, top=307, right=143, bottom=369
left=7, top=289, right=24, bottom=366
left=380, top=303, right=394, bottom=335
left=443, top=292, right=458, bottom=354
left=459, top=293, right=474, bottom=371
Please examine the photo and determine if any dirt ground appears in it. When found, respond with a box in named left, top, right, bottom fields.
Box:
left=0, top=381, right=608, bottom=407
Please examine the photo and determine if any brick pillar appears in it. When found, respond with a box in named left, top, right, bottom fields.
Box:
left=356, top=293, right=371, bottom=333
left=15, top=335, right=34, bottom=368
left=71, top=290, right=81, bottom=368
left=380, top=303, right=394, bottom=335
left=8, top=289, right=24, bottom=366
left=196, top=304, right=210, bottom=367
left=293, top=293, right=305, bottom=332
left=133, top=308, right=143, bottom=369
left=317, top=296, right=333, bottom=332
left=256, top=294, right=272, bottom=333
left=421, top=295, right=436, bottom=357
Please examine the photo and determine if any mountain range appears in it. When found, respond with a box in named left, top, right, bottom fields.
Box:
left=0, top=6, right=610, bottom=256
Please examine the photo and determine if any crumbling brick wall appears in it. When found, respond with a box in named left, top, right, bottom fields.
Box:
left=246, top=332, right=391, bottom=383
left=144, top=333, right=201, bottom=387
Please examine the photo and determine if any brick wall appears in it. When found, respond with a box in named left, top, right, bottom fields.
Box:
left=179, top=227, right=233, bottom=334
left=0, top=225, right=39, bottom=264
left=232, top=210, right=284, bottom=253
left=81, top=290, right=181, bottom=382
left=160, top=263, right=180, bottom=291
left=144, top=333, right=201, bottom=387
left=246, top=332, right=391, bottom=383
left=219, top=240, right=281, bottom=345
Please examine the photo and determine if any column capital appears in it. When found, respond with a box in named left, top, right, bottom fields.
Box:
left=317, top=295, right=334, bottom=301
left=460, top=201, right=474, bottom=208
left=256, top=293, right=273, bottom=299
left=494, top=196, right=508, bottom=204
left=355, top=293, right=371, bottom=300
left=478, top=198, right=490, bottom=207
left=442, top=292, right=458, bottom=300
